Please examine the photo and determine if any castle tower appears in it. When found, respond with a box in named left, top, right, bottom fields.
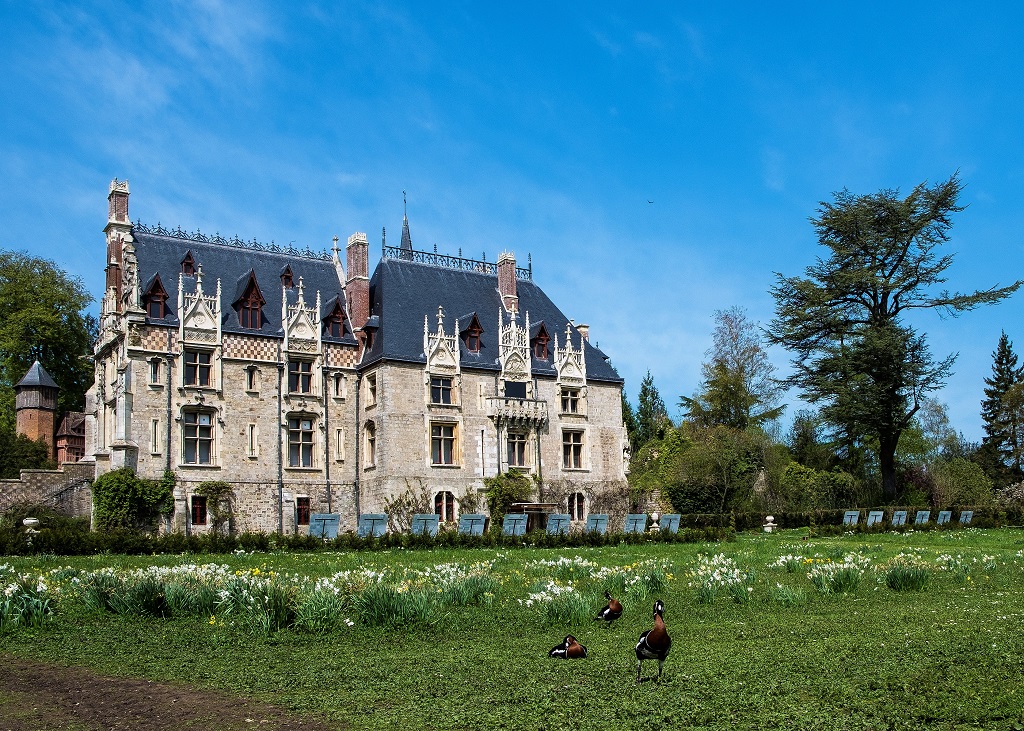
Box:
left=15, top=361, right=59, bottom=459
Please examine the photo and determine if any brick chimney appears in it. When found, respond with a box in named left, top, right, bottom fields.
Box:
left=104, top=179, right=131, bottom=306
left=346, top=232, right=370, bottom=330
left=497, top=251, right=518, bottom=313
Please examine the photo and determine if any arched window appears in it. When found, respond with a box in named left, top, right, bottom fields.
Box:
left=364, top=421, right=376, bottom=468
left=568, top=492, right=586, bottom=521
left=434, top=490, right=456, bottom=523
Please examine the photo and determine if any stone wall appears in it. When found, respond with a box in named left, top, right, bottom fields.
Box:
left=0, top=461, right=95, bottom=518
left=171, top=478, right=358, bottom=535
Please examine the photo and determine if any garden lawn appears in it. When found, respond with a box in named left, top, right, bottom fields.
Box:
left=2, top=528, right=1024, bottom=730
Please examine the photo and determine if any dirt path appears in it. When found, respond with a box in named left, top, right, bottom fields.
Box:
left=0, top=655, right=341, bottom=731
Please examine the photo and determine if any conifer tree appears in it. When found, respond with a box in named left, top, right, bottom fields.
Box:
left=981, top=331, right=1024, bottom=477
left=769, top=175, right=1021, bottom=498
left=635, top=370, right=669, bottom=449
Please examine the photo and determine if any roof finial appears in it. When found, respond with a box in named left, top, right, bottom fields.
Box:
left=437, top=305, right=445, bottom=329
left=403, top=190, right=407, bottom=218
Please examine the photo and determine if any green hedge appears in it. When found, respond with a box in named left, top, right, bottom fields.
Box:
left=4, top=503, right=1020, bottom=558
left=0, top=522, right=732, bottom=557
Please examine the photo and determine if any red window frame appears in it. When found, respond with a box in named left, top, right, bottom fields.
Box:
left=191, top=495, right=207, bottom=526
left=296, top=496, right=310, bottom=526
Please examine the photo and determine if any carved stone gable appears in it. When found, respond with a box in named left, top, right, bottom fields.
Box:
left=284, top=277, right=321, bottom=355
left=179, top=266, right=221, bottom=345
left=499, top=309, right=532, bottom=383
left=554, top=324, right=587, bottom=387
left=425, top=307, right=461, bottom=375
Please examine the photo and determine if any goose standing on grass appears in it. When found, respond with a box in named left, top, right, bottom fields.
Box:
left=635, top=600, right=671, bottom=682
left=549, top=635, right=588, bottom=659
left=594, top=590, right=623, bottom=625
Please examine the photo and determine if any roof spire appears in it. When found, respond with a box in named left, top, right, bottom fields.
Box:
left=400, top=191, right=413, bottom=254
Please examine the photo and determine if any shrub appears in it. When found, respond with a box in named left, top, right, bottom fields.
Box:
left=92, top=468, right=173, bottom=532
left=483, top=471, right=534, bottom=525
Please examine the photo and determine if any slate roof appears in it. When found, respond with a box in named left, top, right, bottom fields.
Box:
left=16, top=361, right=58, bottom=389
left=132, top=229, right=356, bottom=344
left=361, top=257, right=622, bottom=384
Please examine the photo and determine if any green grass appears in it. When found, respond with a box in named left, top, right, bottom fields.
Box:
left=3, top=528, right=1024, bottom=730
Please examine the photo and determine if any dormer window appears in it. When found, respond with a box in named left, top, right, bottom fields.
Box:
left=181, top=252, right=196, bottom=276
left=532, top=327, right=550, bottom=359
left=281, top=266, right=294, bottom=288
left=240, top=290, right=262, bottom=328
left=461, top=315, right=484, bottom=353
left=234, top=270, right=265, bottom=330
left=324, top=303, right=346, bottom=337
left=144, top=275, right=168, bottom=319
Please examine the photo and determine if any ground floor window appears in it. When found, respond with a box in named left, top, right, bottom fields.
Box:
left=296, top=496, right=310, bottom=526
left=568, top=491, right=586, bottom=521
left=191, top=495, right=207, bottom=526
left=435, top=490, right=456, bottom=522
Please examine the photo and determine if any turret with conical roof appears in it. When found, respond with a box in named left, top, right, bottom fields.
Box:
left=15, top=361, right=59, bottom=459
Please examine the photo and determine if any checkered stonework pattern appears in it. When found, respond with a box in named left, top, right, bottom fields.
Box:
left=325, top=345, right=359, bottom=368
left=141, top=327, right=176, bottom=352
left=222, top=334, right=279, bottom=362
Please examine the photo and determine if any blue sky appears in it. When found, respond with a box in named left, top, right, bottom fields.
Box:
left=2, top=2, right=1023, bottom=441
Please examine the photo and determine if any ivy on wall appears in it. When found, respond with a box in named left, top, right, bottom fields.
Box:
left=195, top=480, right=234, bottom=535
left=92, top=468, right=174, bottom=532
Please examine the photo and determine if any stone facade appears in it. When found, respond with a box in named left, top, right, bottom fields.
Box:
left=85, top=180, right=629, bottom=534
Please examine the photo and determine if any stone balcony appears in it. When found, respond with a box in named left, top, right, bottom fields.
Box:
left=485, top=397, right=549, bottom=426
